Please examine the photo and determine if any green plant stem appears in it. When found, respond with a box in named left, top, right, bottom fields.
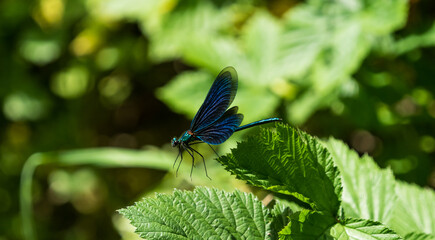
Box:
left=20, top=153, right=46, bottom=240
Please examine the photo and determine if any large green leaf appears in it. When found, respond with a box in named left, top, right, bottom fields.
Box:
left=279, top=209, right=336, bottom=239
left=279, top=212, right=401, bottom=239
left=325, top=138, right=435, bottom=237
left=324, top=138, right=397, bottom=223
left=404, top=232, right=435, bottom=240
left=389, top=181, right=435, bottom=237
left=218, top=123, right=342, bottom=214
left=119, top=187, right=272, bottom=240
left=328, top=218, right=402, bottom=240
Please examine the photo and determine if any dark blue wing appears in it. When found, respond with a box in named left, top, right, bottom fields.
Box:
left=190, top=66, right=237, bottom=132
left=195, top=106, right=243, bottom=145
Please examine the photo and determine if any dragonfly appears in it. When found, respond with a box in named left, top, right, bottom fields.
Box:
left=171, top=66, right=281, bottom=178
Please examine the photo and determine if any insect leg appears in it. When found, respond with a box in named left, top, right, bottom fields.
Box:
left=176, top=145, right=184, bottom=177
left=173, top=147, right=182, bottom=169
left=189, top=147, right=211, bottom=180
left=207, top=144, right=220, bottom=158
left=183, top=144, right=195, bottom=179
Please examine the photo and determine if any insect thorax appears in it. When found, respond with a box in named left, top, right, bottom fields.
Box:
left=179, top=131, right=194, bottom=143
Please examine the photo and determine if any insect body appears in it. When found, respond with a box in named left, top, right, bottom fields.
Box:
left=171, top=66, right=281, bottom=177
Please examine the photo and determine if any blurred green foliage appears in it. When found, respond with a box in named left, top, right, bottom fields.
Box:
left=1, top=0, right=435, bottom=239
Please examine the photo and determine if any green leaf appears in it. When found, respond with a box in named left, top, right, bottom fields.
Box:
left=404, top=232, right=435, bottom=240
left=324, top=138, right=397, bottom=223
left=118, top=187, right=273, bottom=240
left=240, top=11, right=283, bottom=86
left=359, top=0, right=408, bottom=35
left=86, top=0, right=166, bottom=20
left=279, top=209, right=336, bottom=239
left=284, top=6, right=370, bottom=124
left=218, top=123, right=342, bottom=214
left=385, top=23, right=435, bottom=56
left=156, top=70, right=214, bottom=118
left=271, top=201, right=293, bottom=238
left=279, top=213, right=401, bottom=240
left=325, top=138, right=435, bottom=237
left=328, top=218, right=402, bottom=240
left=145, top=1, right=231, bottom=62
left=389, top=181, right=435, bottom=237
left=284, top=0, right=408, bottom=123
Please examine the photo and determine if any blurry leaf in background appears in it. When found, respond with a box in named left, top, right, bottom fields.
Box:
left=420, top=135, right=435, bottom=153
left=96, top=47, right=121, bottom=70
left=380, top=22, right=435, bottom=56
left=284, top=0, right=406, bottom=124
left=70, top=28, right=103, bottom=57
left=3, top=91, right=50, bottom=121
left=19, top=37, right=61, bottom=65
left=144, top=0, right=230, bottom=63
left=48, top=168, right=105, bottom=214
left=32, top=0, right=65, bottom=29
left=156, top=70, right=213, bottom=118
left=98, top=74, right=132, bottom=106
left=51, top=65, right=92, bottom=99
left=140, top=0, right=410, bottom=125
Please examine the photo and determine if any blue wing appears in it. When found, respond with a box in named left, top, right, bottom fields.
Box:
left=195, top=107, right=243, bottom=145
left=190, top=66, right=237, bottom=132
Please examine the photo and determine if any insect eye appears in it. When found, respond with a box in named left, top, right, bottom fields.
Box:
left=171, top=137, right=178, bottom=147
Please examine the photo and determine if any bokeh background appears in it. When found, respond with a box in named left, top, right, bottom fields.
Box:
left=1, top=0, right=435, bottom=239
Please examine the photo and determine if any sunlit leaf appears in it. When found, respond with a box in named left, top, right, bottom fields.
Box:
left=279, top=209, right=336, bottom=239
left=404, top=232, right=435, bottom=240
left=389, top=181, right=435, bottom=237
left=328, top=218, right=402, bottom=240
left=218, top=123, right=342, bottom=213
left=119, top=187, right=272, bottom=240
left=324, top=138, right=397, bottom=223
